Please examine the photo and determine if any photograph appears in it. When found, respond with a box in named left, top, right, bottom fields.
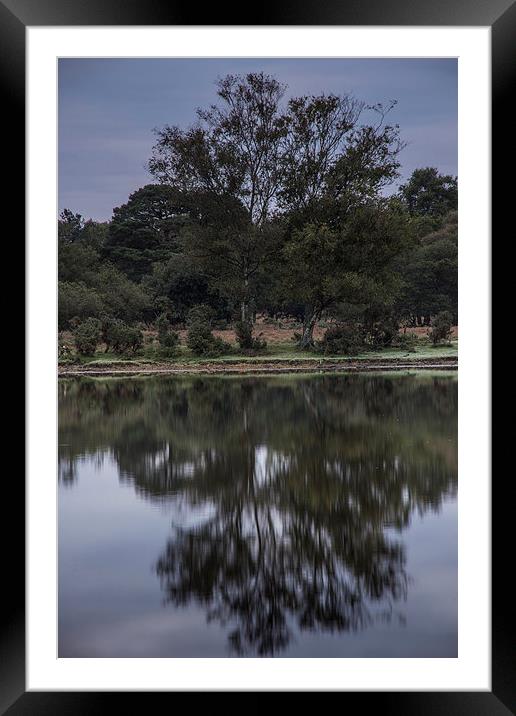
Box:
left=57, top=57, right=458, bottom=658
left=0, top=0, right=503, bottom=705
left=0, top=0, right=507, bottom=702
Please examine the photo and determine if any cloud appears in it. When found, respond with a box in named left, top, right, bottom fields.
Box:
left=59, top=58, right=457, bottom=220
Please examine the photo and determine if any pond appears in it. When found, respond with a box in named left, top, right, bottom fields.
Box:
left=58, top=373, right=457, bottom=657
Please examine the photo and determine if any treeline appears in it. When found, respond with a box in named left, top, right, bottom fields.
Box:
left=58, top=72, right=457, bottom=356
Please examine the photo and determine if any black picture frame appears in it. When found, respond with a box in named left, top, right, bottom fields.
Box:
left=3, top=0, right=508, bottom=711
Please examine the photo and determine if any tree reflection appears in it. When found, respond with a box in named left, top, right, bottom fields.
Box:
left=59, top=374, right=457, bottom=655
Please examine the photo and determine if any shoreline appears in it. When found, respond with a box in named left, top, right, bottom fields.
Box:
left=58, top=355, right=458, bottom=377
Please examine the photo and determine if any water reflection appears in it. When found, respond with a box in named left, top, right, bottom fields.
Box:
left=59, top=374, right=457, bottom=656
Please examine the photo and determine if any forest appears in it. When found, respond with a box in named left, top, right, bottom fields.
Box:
left=58, top=72, right=457, bottom=361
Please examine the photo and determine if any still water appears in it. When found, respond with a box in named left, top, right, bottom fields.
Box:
left=58, top=373, right=457, bottom=657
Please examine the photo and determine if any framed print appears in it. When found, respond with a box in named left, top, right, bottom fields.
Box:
left=2, top=0, right=509, bottom=711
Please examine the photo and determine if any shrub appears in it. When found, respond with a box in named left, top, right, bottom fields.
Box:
left=58, top=333, right=72, bottom=360
left=101, top=316, right=143, bottom=354
left=429, top=311, right=454, bottom=345
left=187, top=304, right=214, bottom=327
left=212, top=318, right=229, bottom=330
left=365, top=315, right=399, bottom=348
left=186, top=305, right=230, bottom=357
left=58, top=281, right=103, bottom=330
left=156, top=313, right=180, bottom=354
left=234, top=320, right=267, bottom=352
left=73, top=317, right=102, bottom=355
left=392, top=331, right=419, bottom=352
left=187, top=322, right=229, bottom=357
left=318, top=323, right=366, bottom=356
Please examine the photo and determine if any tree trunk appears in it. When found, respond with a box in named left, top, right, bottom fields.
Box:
left=299, top=310, right=319, bottom=350
left=241, top=275, right=251, bottom=326
left=241, top=299, right=248, bottom=325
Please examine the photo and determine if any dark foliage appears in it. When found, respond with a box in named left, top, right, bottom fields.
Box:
left=101, top=317, right=143, bottom=354
left=429, top=311, right=454, bottom=346
left=156, top=313, right=181, bottom=355
left=73, top=317, right=103, bottom=356
left=234, top=320, right=267, bottom=352
left=318, top=324, right=367, bottom=356
left=58, top=73, right=458, bottom=357
left=186, top=305, right=230, bottom=357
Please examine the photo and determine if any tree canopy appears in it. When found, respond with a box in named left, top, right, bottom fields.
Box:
left=58, top=72, right=458, bottom=348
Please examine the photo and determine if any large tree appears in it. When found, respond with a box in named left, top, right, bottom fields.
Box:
left=149, top=73, right=287, bottom=226
left=103, top=184, right=191, bottom=282
left=149, top=78, right=405, bottom=335
left=399, top=211, right=458, bottom=325
left=399, top=167, right=457, bottom=217
left=280, top=97, right=403, bottom=224
left=279, top=98, right=405, bottom=345
left=149, top=73, right=289, bottom=328
left=285, top=199, right=409, bottom=348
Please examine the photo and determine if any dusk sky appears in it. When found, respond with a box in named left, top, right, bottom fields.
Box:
left=58, top=58, right=457, bottom=222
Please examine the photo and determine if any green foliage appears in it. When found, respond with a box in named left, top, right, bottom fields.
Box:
left=392, top=332, right=419, bottom=352
left=144, top=254, right=227, bottom=324
left=58, top=282, right=104, bottom=330
left=186, top=304, right=214, bottom=327
left=58, top=241, right=101, bottom=284
left=318, top=324, right=366, bottom=356
left=58, top=265, right=150, bottom=330
left=363, top=309, right=400, bottom=349
left=103, top=185, right=191, bottom=282
left=284, top=223, right=359, bottom=311
left=284, top=201, right=409, bottom=348
left=234, top=320, right=253, bottom=349
left=399, top=212, right=457, bottom=324
left=399, top=167, right=457, bottom=217
left=73, top=317, right=102, bottom=355
left=96, top=265, right=151, bottom=324
left=58, top=333, right=73, bottom=360
left=150, top=73, right=287, bottom=226
left=58, top=74, right=458, bottom=353
left=59, top=210, right=109, bottom=252
left=429, top=311, right=454, bottom=346
left=186, top=324, right=229, bottom=358
left=234, top=321, right=267, bottom=352
left=178, top=207, right=279, bottom=331
left=58, top=209, right=84, bottom=243
left=149, top=76, right=405, bottom=331
left=186, top=305, right=230, bottom=357
left=101, top=316, right=143, bottom=354
left=156, top=313, right=180, bottom=355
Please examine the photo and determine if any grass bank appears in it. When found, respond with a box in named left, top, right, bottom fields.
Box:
left=59, top=340, right=458, bottom=377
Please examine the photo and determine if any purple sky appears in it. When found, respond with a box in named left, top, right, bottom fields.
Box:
left=58, top=58, right=457, bottom=222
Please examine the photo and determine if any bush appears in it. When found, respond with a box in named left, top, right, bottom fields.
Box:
left=234, top=320, right=267, bottom=352
left=186, top=305, right=230, bottom=357
left=365, top=315, right=399, bottom=348
left=187, top=304, right=214, bottom=327
left=101, top=316, right=143, bottom=354
left=58, top=333, right=73, bottom=360
left=392, top=332, right=419, bottom=352
left=187, top=322, right=229, bottom=357
left=318, top=323, right=366, bottom=356
left=156, top=313, right=180, bottom=355
left=73, top=317, right=102, bottom=355
left=429, top=311, right=454, bottom=345
left=58, top=281, right=103, bottom=330
left=212, top=318, right=229, bottom=330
